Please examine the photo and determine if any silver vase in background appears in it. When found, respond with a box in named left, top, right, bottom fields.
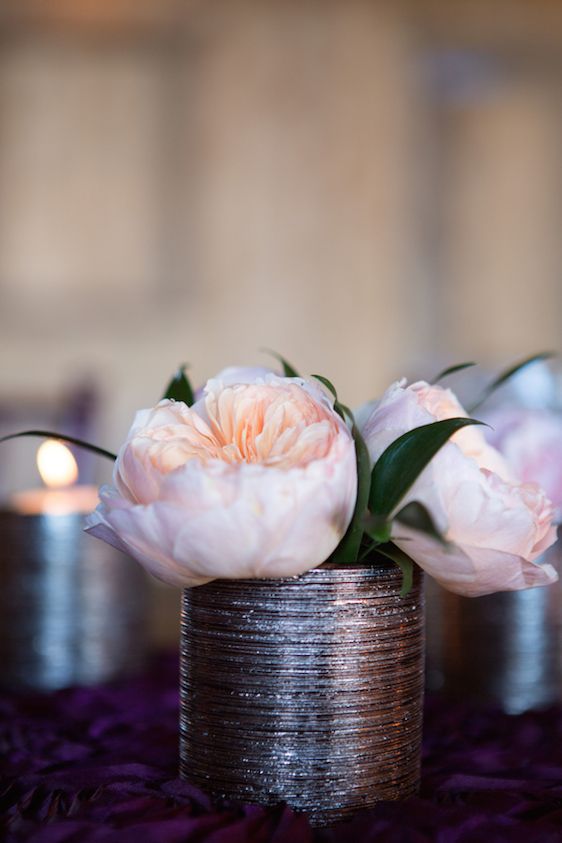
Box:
left=0, top=511, right=148, bottom=691
left=426, top=539, right=562, bottom=714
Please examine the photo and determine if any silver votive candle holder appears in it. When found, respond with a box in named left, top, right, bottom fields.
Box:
left=0, top=509, right=148, bottom=691
left=425, top=539, right=562, bottom=714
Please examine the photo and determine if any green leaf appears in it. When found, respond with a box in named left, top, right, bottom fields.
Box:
left=469, top=352, right=555, bottom=412
left=362, top=513, right=392, bottom=545
left=337, top=402, right=354, bottom=419
left=433, top=362, right=476, bottom=384
left=310, top=373, right=378, bottom=564
left=329, top=420, right=372, bottom=565
left=260, top=348, right=300, bottom=378
left=0, top=430, right=117, bottom=462
left=394, top=501, right=448, bottom=546
left=311, top=374, right=356, bottom=425
left=311, top=374, right=346, bottom=422
left=358, top=538, right=379, bottom=561
left=163, top=365, right=195, bottom=406
left=375, top=543, right=415, bottom=597
left=369, top=417, right=485, bottom=518
left=311, top=374, right=338, bottom=400
left=309, top=373, right=371, bottom=564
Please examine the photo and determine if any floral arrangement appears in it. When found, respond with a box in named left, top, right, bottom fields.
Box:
left=3, top=354, right=558, bottom=597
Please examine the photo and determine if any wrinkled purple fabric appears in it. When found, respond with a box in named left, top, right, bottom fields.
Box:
left=2, top=653, right=562, bottom=842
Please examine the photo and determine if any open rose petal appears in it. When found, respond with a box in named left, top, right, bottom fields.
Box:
left=390, top=528, right=557, bottom=597
left=86, top=374, right=357, bottom=586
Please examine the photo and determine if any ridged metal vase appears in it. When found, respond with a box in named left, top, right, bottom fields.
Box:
left=180, top=560, right=425, bottom=827
left=0, top=511, right=148, bottom=691
left=425, top=539, right=562, bottom=714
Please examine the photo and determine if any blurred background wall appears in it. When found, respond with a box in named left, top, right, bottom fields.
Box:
left=0, top=0, right=561, bottom=639
left=1, top=0, right=561, bottom=437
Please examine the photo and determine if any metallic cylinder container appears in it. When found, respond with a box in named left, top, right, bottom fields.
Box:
left=180, top=561, right=425, bottom=827
left=0, top=511, right=148, bottom=690
left=425, top=541, right=562, bottom=714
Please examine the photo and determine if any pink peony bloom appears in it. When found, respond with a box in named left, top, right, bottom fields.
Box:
left=484, top=407, right=562, bottom=521
left=360, top=380, right=558, bottom=597
left=85, top=374, right=357, bottom=586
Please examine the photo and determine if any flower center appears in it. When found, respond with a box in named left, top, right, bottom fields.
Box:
left=144, top=384, right=339, bottom=473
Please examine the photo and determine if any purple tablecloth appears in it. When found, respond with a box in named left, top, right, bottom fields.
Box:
left=2, top=653, right=562, bottom=842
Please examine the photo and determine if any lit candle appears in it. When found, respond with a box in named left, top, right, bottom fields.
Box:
left=1, top=439, right=147, bottom=691
left=11, top=440, right=99, bottom=515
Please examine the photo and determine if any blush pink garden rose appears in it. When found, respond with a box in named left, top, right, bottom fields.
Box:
left=359, top=380, right=558, bottom=597
left=484, top=407, right=562, bottom=521
left=85, top=373, right=357, bottom=586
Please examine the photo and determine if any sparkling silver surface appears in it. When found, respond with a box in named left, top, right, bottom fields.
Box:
left=180, top=562, right=425, bottom=827
left=425, top=541, right=562, bottom=714
left=0, top=511, right=148, bottom=690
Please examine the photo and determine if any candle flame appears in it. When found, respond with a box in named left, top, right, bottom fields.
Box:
left=37, top=440, right=79, bottom=489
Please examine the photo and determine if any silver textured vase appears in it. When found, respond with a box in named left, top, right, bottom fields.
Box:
left=425, top=540, right=562, bottom=714
left=180, top=561, right=425, bottom=827
left=0, top=511, right=148, bottom=690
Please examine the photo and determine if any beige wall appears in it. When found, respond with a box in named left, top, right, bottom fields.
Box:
left=439, top=77, right=562, bottom=358
left=0, top=0, right=561, bottom=448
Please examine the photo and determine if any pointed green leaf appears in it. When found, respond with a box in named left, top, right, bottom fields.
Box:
left=394, top=500, right=448, bottom=546
left=309, top=373, right=371, bottom=564
left=311, top=374, right=338, bottom=400
left=0, top=430, right=117, bottom=462
left=375, top=543, right=415, bottom=597
left=310, top=375, right=358, bottom=427
left=163, top=365, right=195, bottom=406
left=260, top=348, right=300, bottom=378
left=433, top=362, right=476, bottom=384
left=469, top=352, right=555, bottom=412
left=310, top=375, right=373, bottom=564
left=369, top=417, right=485, bottom=518
left=311, top=374, right=347, bottom=422
left=329, top=420, right=371, bottom=565
left=337, top=402, right=354, bottom=420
